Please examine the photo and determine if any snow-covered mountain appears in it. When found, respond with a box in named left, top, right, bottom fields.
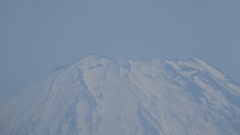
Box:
left=1, top=55, right=240, bottom=135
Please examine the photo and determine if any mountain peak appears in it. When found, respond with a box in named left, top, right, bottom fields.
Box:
left=81, top=54, right=108, bottom=61
left=1, top=56, right=240, bottom=135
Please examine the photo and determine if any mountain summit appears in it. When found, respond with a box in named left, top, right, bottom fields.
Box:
left=1, top=55, right=240, bottom=135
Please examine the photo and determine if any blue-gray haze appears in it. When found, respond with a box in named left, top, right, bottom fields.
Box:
left=0, top=0, right=240, bottom=96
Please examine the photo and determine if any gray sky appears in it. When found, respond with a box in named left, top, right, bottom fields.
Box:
left=1, top=0, right=240, bottom=96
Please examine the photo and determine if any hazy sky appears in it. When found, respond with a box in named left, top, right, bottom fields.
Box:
left=1, top=0, right=240, bottom=96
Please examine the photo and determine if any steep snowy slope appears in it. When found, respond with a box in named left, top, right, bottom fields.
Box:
left=0, top=55, right=240, bottom=135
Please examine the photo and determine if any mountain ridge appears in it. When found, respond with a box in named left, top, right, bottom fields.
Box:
left=0, top=55, right=240, bottom=135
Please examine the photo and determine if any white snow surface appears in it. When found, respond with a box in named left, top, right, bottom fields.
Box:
left=0, top=55, right=240, bottom=135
